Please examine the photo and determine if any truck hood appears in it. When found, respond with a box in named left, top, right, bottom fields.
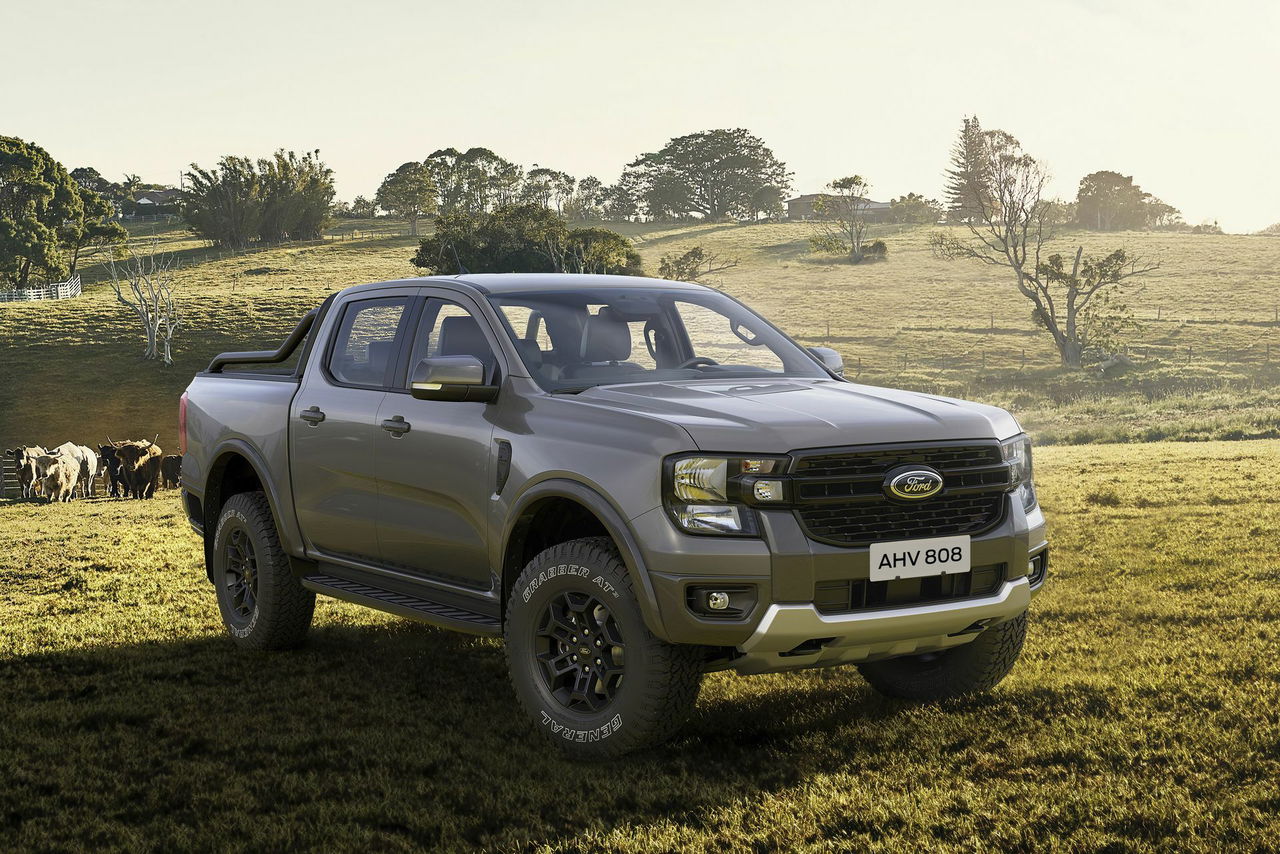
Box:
left=573, top=379, right=1022, bottom=452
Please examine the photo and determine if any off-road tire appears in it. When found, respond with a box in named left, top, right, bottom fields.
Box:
left=212, top=491, right=315, bottom=650
left=505, top=537, right=703, bottom=760
left=857, top=611, right=1027, bottom=700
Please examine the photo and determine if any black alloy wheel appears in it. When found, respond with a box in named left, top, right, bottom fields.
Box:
left=535, top=590, right=626, bottom=713
left=223, top=527, right=259, bottom=626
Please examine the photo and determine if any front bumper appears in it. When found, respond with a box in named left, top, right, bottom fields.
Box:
left=732, top=576, right=1030, bottom=674
left=630, top=495, right=1047, bottom=672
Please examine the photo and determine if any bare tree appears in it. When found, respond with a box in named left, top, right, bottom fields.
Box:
left=931, top=121, right=1157, bottom=367
left=657, top=246, right=739, bottom=283
left=109, top=245, right=182, bottom=365
left=809, top=176, right=873, bottom=262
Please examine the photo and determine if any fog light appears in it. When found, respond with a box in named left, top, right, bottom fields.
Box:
left=753, top=479, right=783, bottom=502
left=706, top=591, right=730, bottom=611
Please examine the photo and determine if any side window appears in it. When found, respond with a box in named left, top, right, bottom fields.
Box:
left=327, top=297, right=411, bottom=387
left=405, top=299, right=499, bottom=385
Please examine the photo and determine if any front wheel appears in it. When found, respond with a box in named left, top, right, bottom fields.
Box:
left=857, top=612, right=1027, bottom=700
left=211, top=491, right=315, bottom=650
left=505, top=537, right=704, bottom=760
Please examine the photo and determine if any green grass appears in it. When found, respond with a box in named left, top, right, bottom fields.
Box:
left=3, top=220, right=1279, bottom=451
left=1, top=441, right=1277, bottom=851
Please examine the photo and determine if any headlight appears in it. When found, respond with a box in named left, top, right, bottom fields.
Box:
left=1001, top=434, right=1037, bottom=511
left=666, top=455, right=787, bottom=535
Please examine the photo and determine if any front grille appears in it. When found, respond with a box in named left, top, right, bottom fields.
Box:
left=791, top=441, right=1009, bottom=546
left=815, top=563, right=1006, bottom=614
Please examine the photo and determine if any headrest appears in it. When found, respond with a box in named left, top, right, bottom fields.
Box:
left=439, top=315, right=495, bottom=371
left=366, top=340, right=395, bottom=378
left=581, top=308, right=631, bottom=362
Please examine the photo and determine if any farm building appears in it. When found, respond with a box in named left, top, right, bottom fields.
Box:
left=134, top=188, right=182, bottom=206
left=786, top=193, right=892, bottom=222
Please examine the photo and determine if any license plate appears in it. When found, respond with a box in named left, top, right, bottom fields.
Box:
left=869, top=535, right=971, bottom=582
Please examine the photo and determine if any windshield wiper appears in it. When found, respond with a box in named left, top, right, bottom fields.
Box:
left=550, top=384, right=600, bottom=394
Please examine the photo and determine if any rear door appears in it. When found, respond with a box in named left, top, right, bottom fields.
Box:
left=290, top=289, right=420, bottom=562
left=373, top=293, right=502, bottom=589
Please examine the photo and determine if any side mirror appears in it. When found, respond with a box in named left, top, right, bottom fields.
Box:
left=410, top=356, right=499, bottom=402
left=809, top=346, right=845, bottom=377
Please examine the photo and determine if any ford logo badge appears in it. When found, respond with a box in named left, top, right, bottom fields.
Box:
left=886, top=468, right=944, bottom=500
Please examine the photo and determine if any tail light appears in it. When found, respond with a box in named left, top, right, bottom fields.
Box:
left=178, top=392, right=188, bottom=455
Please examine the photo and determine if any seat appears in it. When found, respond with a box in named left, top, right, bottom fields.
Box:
left=438, top=315, right=496, bottom=376
left=342, top=339, right=395, bottom=384
left=562, top=308, right=641, bottom=380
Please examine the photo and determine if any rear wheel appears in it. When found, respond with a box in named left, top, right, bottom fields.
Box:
left=857, top=611, right=1027, bottom=700
left=505, top=537, right=703, bottom=760
left=212, top=491, right=315, bottom=650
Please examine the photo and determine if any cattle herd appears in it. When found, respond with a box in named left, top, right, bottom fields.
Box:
left=4, top=438, right=182, bottom=503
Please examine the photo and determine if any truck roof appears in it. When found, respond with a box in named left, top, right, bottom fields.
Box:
left=344, top=273, right=713, bottom=297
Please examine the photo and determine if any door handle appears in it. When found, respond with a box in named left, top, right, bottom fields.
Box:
left=381, top=415, right=411, bottom=436
left=299, top=405, right=326, bottom=425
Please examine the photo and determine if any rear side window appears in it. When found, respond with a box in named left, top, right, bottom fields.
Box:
left=327, top=297, right=411, bottom=388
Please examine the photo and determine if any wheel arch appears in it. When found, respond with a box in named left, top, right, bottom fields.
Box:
left=501, top=479, right=667, bottom=639
left=200, top=440, right=296, bottom=582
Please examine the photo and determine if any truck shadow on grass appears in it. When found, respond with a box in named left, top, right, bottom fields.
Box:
left=0, top=620, right=1100, bottom=850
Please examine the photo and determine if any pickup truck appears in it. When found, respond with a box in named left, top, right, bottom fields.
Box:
left=180, top=274, right=1047, bottom=758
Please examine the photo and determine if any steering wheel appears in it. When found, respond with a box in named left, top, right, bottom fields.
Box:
left=677, top=356, right=720, bottom=369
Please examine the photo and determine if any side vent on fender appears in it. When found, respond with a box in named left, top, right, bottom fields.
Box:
left=495, top=440, right=512, bottom=495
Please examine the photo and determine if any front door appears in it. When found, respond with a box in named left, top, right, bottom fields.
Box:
left=291, top=292, right=418, bottom=563
left=374, top=296, right=500, bottom=589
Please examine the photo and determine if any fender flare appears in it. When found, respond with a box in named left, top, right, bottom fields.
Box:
left=201, top=438, right=302, bottom=578
left=503, top=478, right=668, bottom=640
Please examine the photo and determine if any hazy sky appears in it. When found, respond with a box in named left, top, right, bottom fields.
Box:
left=4, top=0, right=1277, bottom=232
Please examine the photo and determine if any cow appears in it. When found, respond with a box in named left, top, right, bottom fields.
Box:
left=115, top=438, right=164, bottom=499
left=6, top=446, right=47, bottom=499
left=50, top=442, right=100, bottom=499
left=161, top=454, right=182, bottom=490
left=99, top=444, right=126, bottom=498
left=33, top=453, right=79, bottom=503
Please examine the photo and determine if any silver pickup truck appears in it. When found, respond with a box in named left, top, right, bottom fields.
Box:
left=180, top=274, right=1048, bottom=758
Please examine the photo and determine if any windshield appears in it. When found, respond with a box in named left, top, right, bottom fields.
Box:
left=487, top=287, right=829, bottom=392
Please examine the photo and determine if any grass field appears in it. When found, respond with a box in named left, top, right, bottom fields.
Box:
left=1, top=440, right=1277, bottom=851
left=2, top=220, right=1279, bottom=452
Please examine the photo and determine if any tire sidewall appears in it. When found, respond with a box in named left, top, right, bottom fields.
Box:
left=507, top=548, right=649, bottom=750
left=212, top=502, right=262, bottom=640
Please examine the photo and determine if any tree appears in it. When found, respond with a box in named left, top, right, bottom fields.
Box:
left=931, top=119, right=1157, bottom=367
left=944, top=117, right=990, bottom=223
left=65, top=184, right=127, bottom=275
left=889, top=192, right=943, bottom=224
left=1075, top=171, right=1182, bottom=231
left=564, top=175, right=605, bottom=221
left=0, top=136, right=82, bottom=288
left=624, top=128, right=792, bottom=220
left=749, top=185, right=786, bottom=221
left=601, top=172, right=642, bottom=221
left=108, top=245, right=182, bottom=366
left=1076, top=171, right=1145, bottom=231
left=350, top=195, right=376, bottom=218
left=556, top=227, right=644, bottom=275
left=374, top=161, right=438, bottom=235
left=411, top=204, right=642, bottom=276
left=657, top=246, right=739, bottom=282
left=808, top=175, right=874, bottom=262
left=426, top=147, right=523, bottom=215
left=181, top=150, right=334, bottom=248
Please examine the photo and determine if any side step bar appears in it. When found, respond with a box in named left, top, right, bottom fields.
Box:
left=303, top=574, right=502, bottom=636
